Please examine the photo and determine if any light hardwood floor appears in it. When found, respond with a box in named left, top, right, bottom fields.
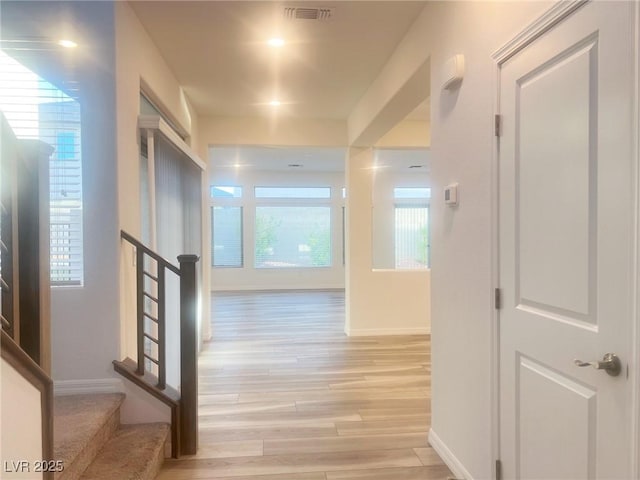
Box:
left=158, top=290, right=451, bottom=480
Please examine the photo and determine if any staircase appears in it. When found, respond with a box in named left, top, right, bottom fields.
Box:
left=54, top=393, right=169, bottom=480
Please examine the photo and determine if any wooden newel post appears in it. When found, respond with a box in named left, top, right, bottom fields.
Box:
left=178, top=254, right=199, bottom=455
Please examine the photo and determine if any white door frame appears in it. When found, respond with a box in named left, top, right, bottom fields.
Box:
left=489, top=1, right=640, bottom=478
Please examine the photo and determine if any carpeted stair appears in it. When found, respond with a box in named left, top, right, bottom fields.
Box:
left=53, top=393, right=168, bottom=480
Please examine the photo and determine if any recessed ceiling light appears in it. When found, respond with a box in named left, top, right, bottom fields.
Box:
left=58, top=39, right=77, bottom=48
left=269, top=100, right=281, bottom=107
left=268, top=38, right=285, bottom=47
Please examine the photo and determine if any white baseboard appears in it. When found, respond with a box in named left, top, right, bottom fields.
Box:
left=54, top=378, right=123, bottom=396
left=428, top=428, right=474, bottom=480
left=345, top=327, right=431, bottom=336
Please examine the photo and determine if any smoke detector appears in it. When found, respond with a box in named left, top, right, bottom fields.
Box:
left=283, top=7, right=334, bottom=21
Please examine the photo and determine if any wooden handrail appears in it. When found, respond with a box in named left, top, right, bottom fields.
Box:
left=1, top=329, right=53, bottom=479
left=121, top=230, right=180, bottom=275
left=117, top=230, right=199, bottom=457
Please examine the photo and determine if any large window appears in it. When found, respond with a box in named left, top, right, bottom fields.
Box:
left=210, top=185, right=243, bottom=268
left=211, top=206, right=243, bottom=267
left=394, top=188, right=430, bottom=269
left=395, top=205, right=429, bottom=269
left=255, top=206, right=331, bottom=268
left=255, top=186, right=330, bottom=199
left=0, top=49, right=84, bottom=285
left=210, top=183, right=334, bottom=269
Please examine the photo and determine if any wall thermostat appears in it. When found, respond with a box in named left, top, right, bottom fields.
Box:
left=444, top=183, right=458, bottom=206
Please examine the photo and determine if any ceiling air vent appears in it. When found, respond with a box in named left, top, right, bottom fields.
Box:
left=283, top=7, right=334, bottom=21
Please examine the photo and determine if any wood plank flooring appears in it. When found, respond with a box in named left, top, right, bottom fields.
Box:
left=157, top=290, right=451, bottom=480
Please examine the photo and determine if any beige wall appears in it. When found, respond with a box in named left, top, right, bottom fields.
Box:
left=348, top=5, right=431, bottom=146
left=1, top=359, right=43, bottom=480
left=115, top=1, right=196, bottom=237
left=198, top=116, right=347, bottom=155
left=375, top=119, right=430, bottom=148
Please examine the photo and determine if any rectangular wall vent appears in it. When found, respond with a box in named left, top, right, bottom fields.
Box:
left=283, top=7, right=334, bottom=21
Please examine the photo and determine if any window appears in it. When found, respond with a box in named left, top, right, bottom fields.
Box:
left=0, top=49, right=84, bottom=285
left=394, top=187, right=431, bottom=199
left=211, top=206, right=243, bottom=267
left=255, top=206, right=331, bottom=268
left=211, top=186, right=242, bottom=198
left=395, top=206, right=429, bottom=269
left=255, top=186, right=331, bottom=199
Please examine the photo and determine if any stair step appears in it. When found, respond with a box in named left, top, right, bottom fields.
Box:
left=78, top=423, right=169, bottom=480
left=54, top=393, right=125, bottom=480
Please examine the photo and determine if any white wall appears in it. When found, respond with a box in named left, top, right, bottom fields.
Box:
left=1, top=358, right=43, bottom=480
left=209, top=169, right=345, bottom=291
left=0, top=1, right=124, bottom=383
left=344, top=2, right=553, bottom=476
left=345, top=148, right=430, bottom=336
left=425, top=2, right=552, bottom=479
left=199, top=117, right=348, bottom=295
left=372, top=168, right=431, bottom=270
left=2, top=1, right=207, bottom=425
left=114, top=2, right=209, bottom=366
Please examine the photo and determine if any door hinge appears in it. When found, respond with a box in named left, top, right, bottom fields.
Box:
left=494, top=114, right=502, bottom=137
left=496, top=459, right=502, bottom=480
left=494, top=288, right=502, bottom=310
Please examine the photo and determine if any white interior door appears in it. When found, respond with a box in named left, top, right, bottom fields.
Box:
left=498, top=2, right=636, bottom=479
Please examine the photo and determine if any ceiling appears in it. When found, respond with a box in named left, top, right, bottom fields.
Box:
left=129, top=1, right=428, bottom=119
left=210, top=145, right=430, bottom=173
left=210, top=145, right=347, bottom=172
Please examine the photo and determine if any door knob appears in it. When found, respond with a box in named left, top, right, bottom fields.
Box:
left=574, top=353, right=621, bottom=377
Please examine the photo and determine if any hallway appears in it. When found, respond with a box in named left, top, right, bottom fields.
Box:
left=158, top=290, right=451, bottom=479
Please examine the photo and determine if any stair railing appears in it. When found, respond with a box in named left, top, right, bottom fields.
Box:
left=116, top=230, right=199, bottom=457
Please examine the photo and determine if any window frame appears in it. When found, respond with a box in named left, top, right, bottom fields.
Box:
left=254, top=186, right=331, bottom=199
left=0, top=49, right=84, bottom=286
left=253, top=186, right=333, bottom=269
left=393, top=201, right=430, bottom=270
left=211, top=205, right=244, bottom=268
left=210, top=185, right=244, bottom=269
